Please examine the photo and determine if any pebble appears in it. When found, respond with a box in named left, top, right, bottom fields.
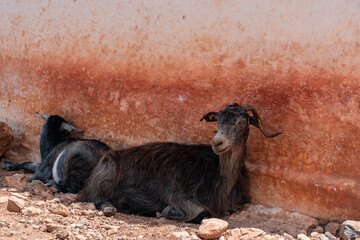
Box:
left=0, top=220, right=11, bottom=227
left=314, top=225, right=324, bottom=233
left=0, top=196, right=9, bottom=203
left=297, top=234, right=310, bottom=240
left=108, top=228, right=118, bottom=235
left=283, top=233, right=295, bottom=239
left=75, top=221, right=85, bottom=229
left=324, top=222, right=340, bottom=236
left=49, top=204, right=70, bottom=217
left=75, top=234, right=87, bottom=240
left=170, top=231, right=190, bottom=238
left=198, top=218, right=228, bottom=239
left=324, top=231, right=337, bottom=240
left=56, top=230, right=70, bottom=240
left=230, top=228, right=241, bottom=236
left=21, top=207, right=42, bottom=216
left=46, top=223, right=62, bottom=232
left=7, top=196, right=26, bottom=212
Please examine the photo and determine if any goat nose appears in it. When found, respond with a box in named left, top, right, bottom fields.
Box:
left=213, top=139, right=223, bottom=147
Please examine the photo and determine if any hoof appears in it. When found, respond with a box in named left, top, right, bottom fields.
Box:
left=103, top=206, right=116, bottom=217
left=1, top=159, right=16, bottom=171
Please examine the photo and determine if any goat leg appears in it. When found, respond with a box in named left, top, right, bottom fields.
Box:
left=1, top=158, right=39, bottom=173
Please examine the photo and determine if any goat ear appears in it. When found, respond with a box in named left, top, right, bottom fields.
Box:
left=60, top=122, right=85, bottom=133
left=200, top=112, right=218, bottom=122
left=35, top=112, right=50, bottom=121
left=248, top=116, right=282, bottom=138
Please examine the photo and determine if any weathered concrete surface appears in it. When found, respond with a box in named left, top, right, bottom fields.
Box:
left=0, top=1, right=359, bottom=220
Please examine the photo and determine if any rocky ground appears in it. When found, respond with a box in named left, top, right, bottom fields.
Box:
left=0, top=169, right=358, bottom=240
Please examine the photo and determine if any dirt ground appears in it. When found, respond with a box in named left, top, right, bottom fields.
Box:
left=0, top=168, right=340, bottom=240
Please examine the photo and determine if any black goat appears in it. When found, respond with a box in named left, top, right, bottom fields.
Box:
left=78, top=103, right=282, bottom=223
left=1, top=113, right=110, bottom=193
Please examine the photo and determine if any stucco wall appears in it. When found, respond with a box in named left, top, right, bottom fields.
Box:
left=1, top=0, right=359, bottom=220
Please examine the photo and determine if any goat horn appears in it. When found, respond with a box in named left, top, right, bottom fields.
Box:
left=60, top=122, right=85, bottom=133
left=35, top=112, right=50, bottom=121
left=242, top=104, right=282, bottom=138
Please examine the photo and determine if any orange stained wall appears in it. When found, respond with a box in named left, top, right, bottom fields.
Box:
left=0, top=1, right=359, bottom=220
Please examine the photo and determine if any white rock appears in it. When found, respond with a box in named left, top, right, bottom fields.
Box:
left=170, top=231, right=190, bottom=238
left=0, top=196, right=9, bottom=203
left=324, top=231, right=337, bottom=240
left=297, top=234, right=310, bottom=240
left=21, top=207, right=42, bottom=216
left=75, top=234, right=87, bottom=240
left=283, top=233, right=295, bottom=239
left=108, top=228, right=118, bottom=235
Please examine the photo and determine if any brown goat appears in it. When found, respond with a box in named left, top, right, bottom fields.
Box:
left=78, top=103, right=282, bottom=223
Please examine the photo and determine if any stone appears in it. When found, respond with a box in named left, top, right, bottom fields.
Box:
left=283, top=233, right=295, bottom=240
left=230, top=228, right=241, bottom=236
left=0, top=122, right=13, bottom=156
left=310, top=232, right=321, bottom=240
left=11, top=192, right=28, bottom=201
left=297, top=234, right=310, bottom=240
left=108, top=228, right=118, bottom=235
left=0, top=196, right=9, bottom=203
left=43, top=218, right=54, bottom=224
left=0, top=220, right=11, bottom=227
left=7, top=196, right=25, bottom=212
left=27, top=180, right=53, bottom=199
left=103, top=224, right=118, bottom=230
left=319, top=234, right=329, bottom=240
left=49, top=204, right=70, bottom=217
left=46, top=223, right=62, bottom=232
left=4, top=173, right=28, bottom=191
left=56, top=230, right=70, bottom=240
left=75, top=234, right=87, bottom=240
left=82, top=210, right=96, bottom=218
left=240, top=228, right=265, bottom=239
left=198, top=218, right=228, bottom=239
left=75, top=221, right=85, bottom=229
left=264, top=235, right=280, bottom=240
left=21, top=207, right=42, bottom=216
left=57, top=193, right=77, bottom=205
left=39, top=225, right=47, bottom=232
left=324, top=232, right=337, bottom=240
left=170, top=231, right=190, bottom=238
left=324, top=222, right=340, bottom=236
left=290, top=212, right=319, bottom=232
left=339, top=220, right=360, bottom=240
left=314, top=226, right=324, bottom=233
left=227, top=236, right=237, bottom=240
left=189, top=235, right=200, bottom=240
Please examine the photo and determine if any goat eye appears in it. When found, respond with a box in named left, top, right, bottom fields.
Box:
left=208, top=114, right=216, bottom=121
left=237, top=121, right=247, bottom=125
left=214, top=131, right=218, bottom=133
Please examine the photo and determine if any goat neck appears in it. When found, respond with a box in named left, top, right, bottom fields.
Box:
left=218, top=141, right=246, bottom=194
left=39, top=118, right=66, bottom=159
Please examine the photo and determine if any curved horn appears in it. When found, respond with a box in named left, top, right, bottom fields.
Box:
left=243, top=104, right=282, bottom=138
left=60, top=122, right=84, bottom=133
left=35, top=112, right=50, bottom=121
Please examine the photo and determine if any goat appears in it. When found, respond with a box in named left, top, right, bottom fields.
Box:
left=1, top=113, right=110, bottom=193
left=78, top=103, right=282, bottom=223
